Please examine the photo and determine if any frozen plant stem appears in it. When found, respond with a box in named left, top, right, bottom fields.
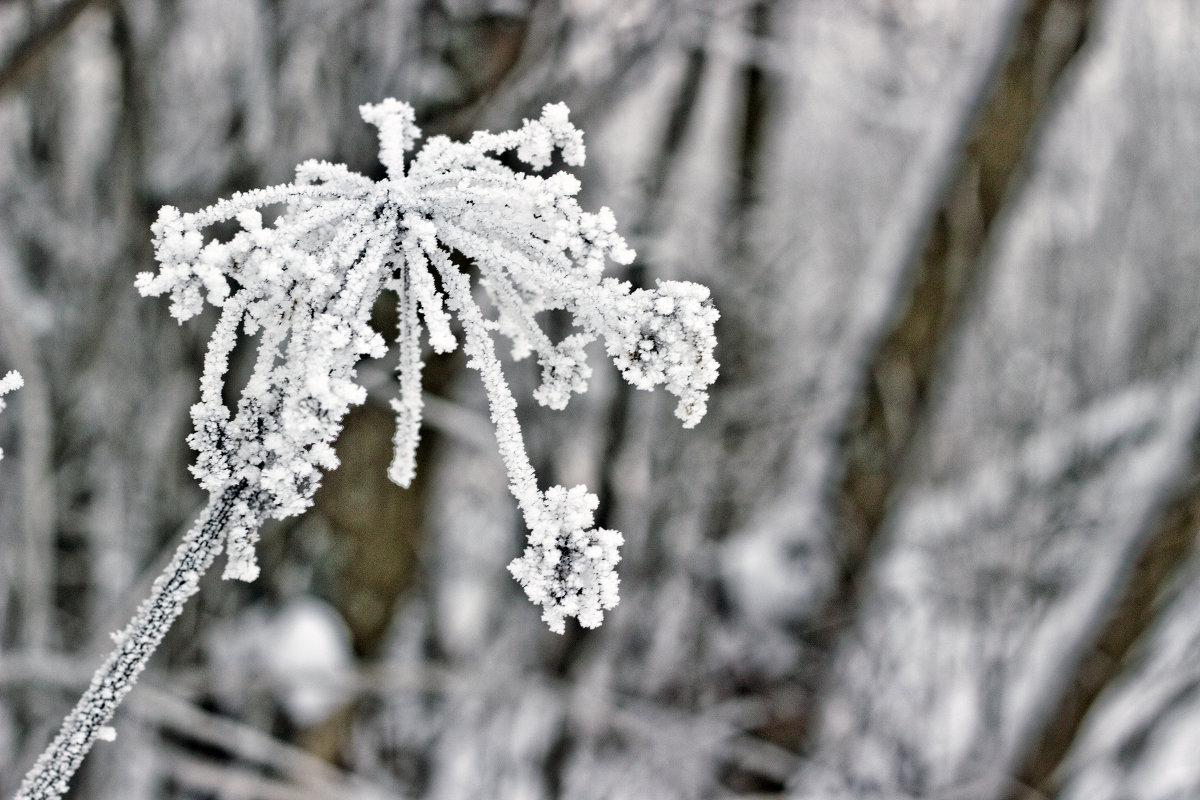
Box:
left=15, top=485, right=250, bottom=800
left=15, top=101, right=717, bottom=799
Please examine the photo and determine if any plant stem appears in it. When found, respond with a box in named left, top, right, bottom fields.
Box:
left=15, top=485, right=245, bottom=800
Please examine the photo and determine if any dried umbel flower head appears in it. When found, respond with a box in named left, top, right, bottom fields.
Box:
left=18, top=100, right=717, bottom=800
left=138, top=100, right=719, bottom=630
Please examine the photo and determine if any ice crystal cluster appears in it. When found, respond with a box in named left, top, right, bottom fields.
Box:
left=137, top=100, right=718, bottom=631
left=0, top=370, right=21, bottom=462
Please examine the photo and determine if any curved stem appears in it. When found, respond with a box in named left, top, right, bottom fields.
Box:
left=15, top=485, right=246, bottom=800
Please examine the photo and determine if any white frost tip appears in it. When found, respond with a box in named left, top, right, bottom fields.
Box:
left=507, top=486, right=623, bottom=634
left=360, top=99, right=421, bottom=177
left=0, top=370, right=22, bottom=395
left=96, top=726, right=117, bottom=742
left=223, top=556, right=260, bottom=583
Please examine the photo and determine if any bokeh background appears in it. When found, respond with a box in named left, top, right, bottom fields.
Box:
left=2, top=1, right=1199, bottom=798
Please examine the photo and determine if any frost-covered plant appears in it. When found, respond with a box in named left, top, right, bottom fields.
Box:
left=0, top=370, right=21, bottom=462
left=16, top=102, right=717, bottom=800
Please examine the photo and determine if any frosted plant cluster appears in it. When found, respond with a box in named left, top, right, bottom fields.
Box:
left=18, top=101, right=717, bottom=800
left=0, top=370, right=21, bottom=462
left=137, top=99, right=719, bottom=630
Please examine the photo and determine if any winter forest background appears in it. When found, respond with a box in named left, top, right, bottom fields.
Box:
left=1, top=0, right=1198, bottom=798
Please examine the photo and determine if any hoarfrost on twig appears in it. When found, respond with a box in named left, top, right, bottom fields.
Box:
left=137, top=99, right=719, bottom=626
